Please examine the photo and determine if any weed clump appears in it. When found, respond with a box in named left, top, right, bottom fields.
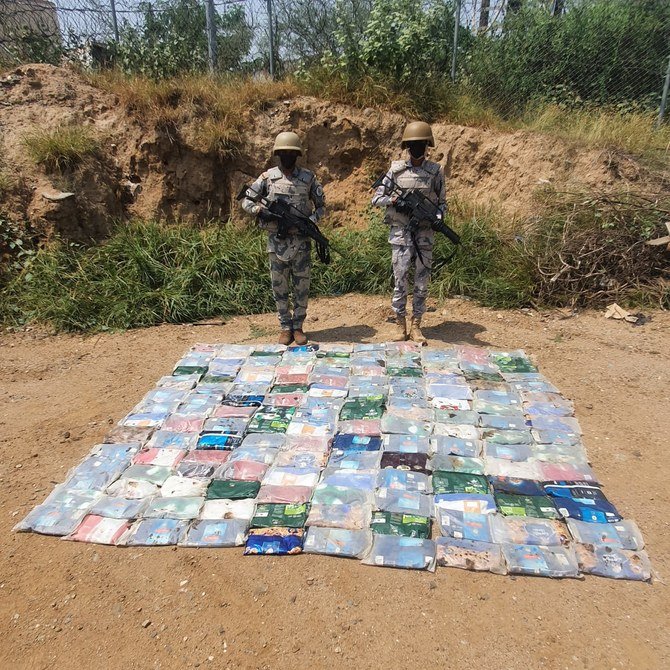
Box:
left=22, top=125, right=99, bottom=172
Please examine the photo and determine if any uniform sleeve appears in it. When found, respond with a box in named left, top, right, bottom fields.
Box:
left=309, top=174, right=326, bottom=222
left=435, top=167, right=447, bottom=218
left=371, top=169, right=395, bottom=208
left=241, top=174, right=267, bottom=216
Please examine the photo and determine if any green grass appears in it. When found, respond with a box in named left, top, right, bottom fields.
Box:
left=22, top=125, right=100, bottom=172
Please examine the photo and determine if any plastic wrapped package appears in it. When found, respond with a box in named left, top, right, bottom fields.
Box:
left=332, top=434, right=381, bottom=452
left=200, top=498, right=255, bottom=520
left=435, top=538, right=506, bottom=573
left=142, top=496, right=204, bottom=519
left=247, top=407, right=295, bottom=434
left=501, top=543, right=580, bottom=578
left=106, top=478, right=159, bottom=499
left=434, top=493, right=497, bottom=515
left=194, top=377, right=234, bottom=394
left=377, top=468, right=431, bottom=493
left=203, top=417, right=249, bottom=435
left=566, top=519, right=644, bottom=550
left=216, top=459, right=269, bottom=482
left=211, top=404, right=257, bottom=419
left=488, top=476, right=546, bottom=497
left=312, top=483, right=374, bottom=507
left=531, top=429, right=581, bottom=446
left=491, top=515, right=570, bottom=546
left=543, top=482, right=622, bottom=523
left=428, top=455, right=484, bottom=475
left=196, top=434, right=242, bottom=450
left=161, top=476, right=209, bottom=497
left=241, top=433, right=285, bottom=450
left=433, top=409, right=480, bottom=426
left=432, top=424, right=479, bottom=440
left=64, top=515, right=131, bottom=545
left=482, top=429, right=533, bottom=445
left=490, top=351, right=537, bottom=373
left=430, top=436, right=481, bottom=458
left=206, top=479, right=260, bottom=500
left=304, top=527, right=373, bottom=558
left=14, top=505, right=87, bottom=536
left=484, top=457, right=543, bottom=481
left=348, top=386, right=387, bottom=400
left=282, top=435, right=331, bottom=453
left=436, top=509, right=494, bottom=541
left=306, top=502, right=372, bottom=530
left=427, top=383, right=473, bottom=401
left=474, top=389, right=522, bottom=406
left=388, top=386, right=426, bottom=402
left=538, top=461, right=598, bottom=483
left=479, top=413, right=528, bottom=431
left=120, top=411, right=170, bottom=429
left=351, top=364, right=386, bottom=377
left=118, top=464, right=173, bottom=486
left=123, top=518, right=188, bottom=546
left=172, top=365, right=207, bottom=377
left=431, top=398, right=472, bottom=412
left=273, top=449, right=328, bottom=469
left=484, top=442, right=534, bottom=462
left=89, top=495, right=148, bottom=519
left=520, top=391, right=572, bottom=406
left=147, top=431, right=199, bottom=451
left=255, top=485, right=314, bottom=504
left=276, top=363, right=314, bottom=377
left=178, top=394, right=223, bottom=415
left=533, top=443, right=589, bottom=465
left=264, top=393, right=306, bottom=408
left=244, top=527, right=304, bottom=555
left=62, top=460, right=125, bottom=492
left=274, top=373, right=310, bottom=385
left=251, top=503, right=309, bottom=528
left=41, top=487, right=102, bottom=511
left=179, top=450, right=231, bottom=468
left=380, top=452, right=430, bottom=474
left=432, top=471, right=490, bottom=495
left=362, top=535, right=436, bottom=571
left=370, top=511, right=431, bottom=538
left=507, top=378, right=560, bottom=394
left=262, top=466, right=320, bottom=489
left=176, top=462, right=218, bottom=478
left=319, top=469, right=377, bottom=491
left=132, top=448, right=186, bottom=468
left=328, top=449, right=381, bottom=470
left=179, top=519, right=248, bottom=548
left=104, top=426, right=154, bottom=445
left=162, top=414, right=206, bottom=433
left=495, top=493, right=560, bottom=519
left=384, top=401, right=433, bottom=422
left=574, top=544, right=651, bottom=581
left=285, top=421, right=334, bottom=438
left=336, top=419, right=381, bottom=436
left=530, top=415, right=582, bottom=434
left=383, top=434, right=431, bottom=454
left=235, top=368, right=275, bottom=384
left=141, top=388, right=188, bottom=406
left=309, top=373, right=349, bottom=389
left=156, top=374, right=199, bottom=390
left=524, top=401, right=574, bottom=418
left=376, top=488, right=433, bottom=517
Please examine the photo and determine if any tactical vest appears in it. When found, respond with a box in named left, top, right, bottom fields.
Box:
left=265, top=166, right=314, bottom=217
left=385, top=159, right=441, bottom=228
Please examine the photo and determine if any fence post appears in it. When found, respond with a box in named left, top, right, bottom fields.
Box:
left=110, top=0, right=119, bottom=42
left=205, top=0, right=217, bottom=73
left=656, top=53, right=670, bottom=128
left=451, top=0, right=461, bottom=82
left=266, top=0, right=276, bottom=78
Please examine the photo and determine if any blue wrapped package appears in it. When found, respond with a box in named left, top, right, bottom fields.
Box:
left=332, top=434, right=382, bottom=452
left=244, top=527, right=304, bottom=555
left=180, top=519, right=248, bottom=548
left=488, top=476, right=546, bottom=497
left=501, top=543, right=580, bottom=578
left=362, top=535, right=436, bottom=571
left=436, top=509, right=494, bottom=542
left=123, top=518, right=188, bottom=546
left=543, top=482, right=622, bottom=523
left=304, top=527, right=373, bottom=558
left=196, top=434, right=242, bottom=450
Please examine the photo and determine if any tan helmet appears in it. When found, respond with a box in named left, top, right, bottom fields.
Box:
left=273, top=131, right=303, bottom=155
left=401, top=121, right=434, bottom=147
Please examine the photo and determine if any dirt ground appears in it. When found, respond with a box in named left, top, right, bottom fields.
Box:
left=1, top=295, right=669, bottom=670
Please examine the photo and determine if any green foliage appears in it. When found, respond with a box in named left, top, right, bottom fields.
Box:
left=22, top=125, right=99, bottom=172
left=115, top=0, right=252, bottom=79
left=466, top=0, right=670, bottom=115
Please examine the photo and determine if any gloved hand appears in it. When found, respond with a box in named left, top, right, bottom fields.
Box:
left=393, top=197, right=413, bottom=216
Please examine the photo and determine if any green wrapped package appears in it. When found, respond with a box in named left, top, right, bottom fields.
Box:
left=387, top=367, right=423, bottom=377
left=173, top=365, right=208, bottom=376
left=206, top=480, right=261, bottom=500
left=339, top=399, right=385, bottom=421
left=492, top=355, right=538, bottom=373
left=432, top=471, right=490, bottom=495
left=251, top=503, right=310, bottom=528
left=270, top=384, right=309, bottom=394
left=201, top=373, right=236, bottom=384
left=370, top=511, right=431, bottom=538
left=495, top=493, right=560, bottom=519
left=248, top=406, right=296, bottom=433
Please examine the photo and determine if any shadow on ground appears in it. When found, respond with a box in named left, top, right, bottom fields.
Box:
left=308, top=325, right=378, bottom=343
left=424, top=320, right=492, bottom=347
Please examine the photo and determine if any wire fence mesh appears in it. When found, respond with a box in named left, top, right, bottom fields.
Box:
left=1, top=0, right=669, bottom=122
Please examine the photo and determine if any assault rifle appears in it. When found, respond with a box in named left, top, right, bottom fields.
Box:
left=372, top=172, right=461, bottom=265
left=237, top=185, right=332, bottom=264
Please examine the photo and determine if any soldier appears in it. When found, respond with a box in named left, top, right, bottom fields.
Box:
left=372, top=121, right=446, bottom=345
left=241, top=131, right=325, bottom=346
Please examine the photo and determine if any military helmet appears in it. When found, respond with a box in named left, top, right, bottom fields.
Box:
left=401, top=121, right=435, bottom=147
left=273, top=131, right=303, bottom=155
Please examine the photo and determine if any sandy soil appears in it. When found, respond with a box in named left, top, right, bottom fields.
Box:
left=1, top=295, right=668, bottom=670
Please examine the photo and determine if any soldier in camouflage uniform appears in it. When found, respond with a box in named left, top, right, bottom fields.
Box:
left=241, top=131, right=325, bottom=345
left=372, top=121, right=446, bottom=345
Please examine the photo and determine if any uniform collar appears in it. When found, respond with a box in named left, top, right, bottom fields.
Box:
left=407, top=157, right=426, bottom=169
left=280, top=166, right=300, bottom=178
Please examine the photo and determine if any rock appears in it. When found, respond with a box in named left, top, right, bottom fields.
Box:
left=141, top=619, right=151, bottom=628
left=42, top=191, right=75, bottom=202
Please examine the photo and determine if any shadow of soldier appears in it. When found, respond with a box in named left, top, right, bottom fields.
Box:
left=423, top=320, right=492, bottom=347
left=307, top=324, right=378, bottom=343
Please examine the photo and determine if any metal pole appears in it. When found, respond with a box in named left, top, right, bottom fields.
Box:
left=656, top=53, right=670, bottom=128
left=110, top=0, right=119, bottom=42
left=205, top=0, right=217, bottom=73
left=266, top=0, right=275, bottom=78
left=451, top=0, right=461, bottom=82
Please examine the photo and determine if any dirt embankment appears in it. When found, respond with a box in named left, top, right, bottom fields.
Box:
left=0, top=64, right=661, bottom=242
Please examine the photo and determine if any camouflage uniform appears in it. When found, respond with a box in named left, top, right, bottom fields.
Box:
left=242, top=166, right=325, bottom=330
left=372, top=159, right=446, bottom=318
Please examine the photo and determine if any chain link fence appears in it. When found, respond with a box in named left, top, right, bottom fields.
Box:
left=1, top=0, right=669, bottom=123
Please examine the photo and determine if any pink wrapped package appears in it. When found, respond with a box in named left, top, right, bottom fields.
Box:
left=162, top=414, right=206, bottom=433
left=283, top=435, right=332, bottom=453
left=264, top=393, right=305, bottom=407
left=182, top=450, right=231, bottom=465
left=338, top=420, right=382, bottom=436
left=65, top=515, right=131, bottom=545
left=221, top=460, right=269, bottom=482
left=211, top=405, right=257, bottom=419
left=274, top=373, right=310, bottom=385
left=255, top=485, right=314, bottom=504
left=539, top=461, right=598, bottom=483
left=132, top=448, right=186, bottom=468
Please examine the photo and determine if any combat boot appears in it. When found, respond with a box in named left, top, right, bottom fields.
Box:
left=410, top=317, right=427, bottom=346
left=293, top=328, right=308, bottom=345
left=278, top=329, right=293, bottom=346
left=391, top=316, right=407, bottom=342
